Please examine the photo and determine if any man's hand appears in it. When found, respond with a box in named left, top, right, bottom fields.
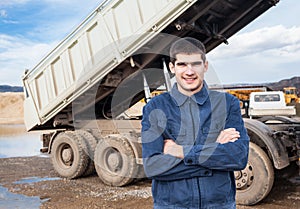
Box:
left=163, top=139, right=184, bottom=159
left=216, top=128, right=240, bottom=144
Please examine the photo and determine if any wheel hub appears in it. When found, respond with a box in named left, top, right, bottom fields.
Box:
left=107, top=151, right=122, bottom=172
left=62, top=147, right=73, bottom=164
left=235, top=163, right=253, bottom=189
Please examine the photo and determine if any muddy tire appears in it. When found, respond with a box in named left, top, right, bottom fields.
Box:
left=94, top=135, right=138, bottom=186
left=235, top=142, right=274, bottom=205
left=76, top=130, right=97, bottom=176
left=51, top=131, right=89, bottom=179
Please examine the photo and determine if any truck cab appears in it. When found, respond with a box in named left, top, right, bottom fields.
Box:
left=249, top=91, right=296, bottom=118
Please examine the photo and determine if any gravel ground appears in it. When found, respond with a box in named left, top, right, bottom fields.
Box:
left=0, top=156, right=299, bottom=209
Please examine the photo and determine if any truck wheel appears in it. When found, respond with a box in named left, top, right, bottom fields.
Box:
left=76, top=130, right=97, bottom=176
left=235, top=142, right=274, bottom=205
left=51, top=131, right=89, bottom=179
left=94, top=135, right=138, bottom=186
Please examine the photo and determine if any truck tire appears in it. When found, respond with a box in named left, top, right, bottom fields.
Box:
left=235, top=142, right=274, bottom=205
left=51, top=131, right=89, bottom=179
left=94, top=135, right=138, bottom=186
left=76, top=130, right=97, bottom=176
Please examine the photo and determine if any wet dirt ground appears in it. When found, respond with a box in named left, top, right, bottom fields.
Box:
left=0, top=156, right=299, bottom=209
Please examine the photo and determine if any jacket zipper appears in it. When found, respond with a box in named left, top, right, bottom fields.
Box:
left=189, top=97, right=196, bottom=141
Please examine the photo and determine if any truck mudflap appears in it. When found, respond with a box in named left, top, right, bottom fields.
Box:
left=243, top=118, right=290, bottom=169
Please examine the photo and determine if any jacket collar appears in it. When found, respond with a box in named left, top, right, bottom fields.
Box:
left=170, top=81, right=209, bottom=106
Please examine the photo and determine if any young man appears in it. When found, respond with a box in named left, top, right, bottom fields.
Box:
left=141, top=37, right=249, bottom=209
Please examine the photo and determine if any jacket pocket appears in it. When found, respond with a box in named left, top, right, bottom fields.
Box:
left=168, top=179, right=193, bottom=206
left=153, top=179, right=193, bottom=207
left=201, top=171, right=234, bottom=204
left=167, top=122, right=186, bottom=136
left=152, top=180, right=170, bottom=205
left=168, top=123, right=188, bottom=145
left=161, top=122, right=187, bottom=143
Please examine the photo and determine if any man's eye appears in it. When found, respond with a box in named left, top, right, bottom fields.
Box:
left=176, top=62, right=187, bottom=67
left=175, top=61, right=203, bottom=68
left=193, top=61, right=202, bottom=66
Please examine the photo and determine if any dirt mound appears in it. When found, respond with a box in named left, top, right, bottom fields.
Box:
left=0, top=92, right=24, bottom=124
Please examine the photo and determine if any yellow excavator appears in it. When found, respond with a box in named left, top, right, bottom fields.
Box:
left=283, top=87, right=300, bottom=104
left=226, top=89, right=265, bottom=102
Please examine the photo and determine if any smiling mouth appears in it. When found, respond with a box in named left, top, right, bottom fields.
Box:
left=183, top=77, right=196, bottom=83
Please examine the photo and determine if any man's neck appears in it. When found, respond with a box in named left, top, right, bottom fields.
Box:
left=177, top=83, right=203, bottom=97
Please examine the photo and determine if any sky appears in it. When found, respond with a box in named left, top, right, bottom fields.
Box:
left=0, top=0, right=299, bottom=86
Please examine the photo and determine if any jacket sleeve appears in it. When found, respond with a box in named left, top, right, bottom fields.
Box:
left=141, top=100, right=212, bottom=181
left=183, top=96, right=250, bottom=171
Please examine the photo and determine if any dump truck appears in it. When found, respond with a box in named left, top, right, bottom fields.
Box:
left=23, top=0, right=300, bottom=206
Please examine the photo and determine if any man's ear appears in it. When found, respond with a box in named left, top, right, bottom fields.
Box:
left=169, top=62, right=175, bottom=74
left=204, top=61, right=209, bottom=73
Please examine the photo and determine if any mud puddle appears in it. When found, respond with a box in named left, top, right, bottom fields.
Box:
left=0, top=176, right=61, bottom=208
left=0, top=125, right=49, bottom=208
left=0, top=185, right=42, bottom=209
left=14, top=176, right=61, bottom=185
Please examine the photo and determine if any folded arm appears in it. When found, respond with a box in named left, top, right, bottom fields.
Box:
left=141, top=95, right=249, bottom=181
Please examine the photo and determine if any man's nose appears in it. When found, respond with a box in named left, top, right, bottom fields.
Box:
left=185, top=66, right=194, bottom=74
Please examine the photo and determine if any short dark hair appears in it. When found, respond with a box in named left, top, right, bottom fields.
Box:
left=169, top=37, right=206, bottom=63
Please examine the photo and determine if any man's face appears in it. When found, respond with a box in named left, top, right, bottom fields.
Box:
left=169, top=53, right=208, bottom=96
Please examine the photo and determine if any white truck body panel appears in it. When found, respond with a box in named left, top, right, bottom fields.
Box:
left=22, top=0, right=197, bottom=130
left=249, top=91, right=296, bottom=117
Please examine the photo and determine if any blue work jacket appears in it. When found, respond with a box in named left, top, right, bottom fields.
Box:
left=141, top=82, right=249, bottom=209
